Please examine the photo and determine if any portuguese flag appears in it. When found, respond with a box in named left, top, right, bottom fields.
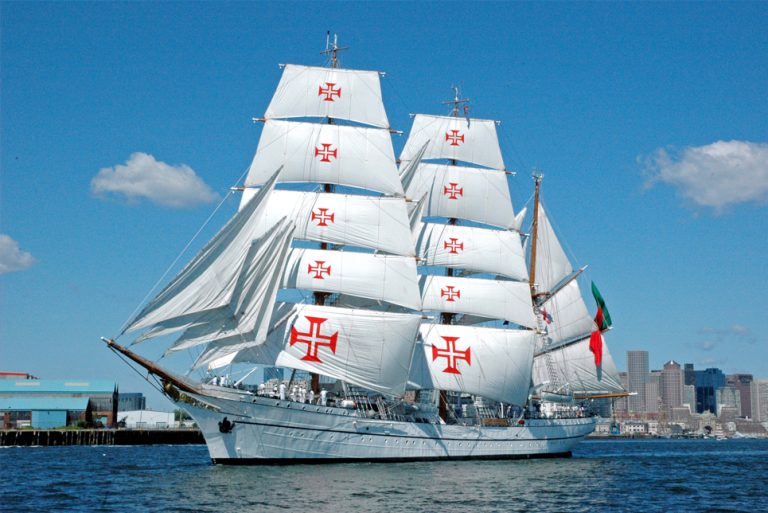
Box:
left=591, top=281, right=612, bottom=330
left=589, top=282, right=611, bottom=368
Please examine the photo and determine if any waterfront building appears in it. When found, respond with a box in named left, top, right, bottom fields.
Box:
left=661, top=361, right=684, bottom=412
left=670, top=406, right=692, bottom=425
left=725, top=374, right=753, bottom=419
left=695, top=368, right=725, bottom=414
left=622, top=421, right=647, bottom=435
left=627, top=351, right=649, bottom=413
left=0, top=378, right=117, bottom=428
left=118, top=410, right=175, bottom=428
left=716, top=387, right=741, bottom=419
left=117, top=392, right=146, bottom=411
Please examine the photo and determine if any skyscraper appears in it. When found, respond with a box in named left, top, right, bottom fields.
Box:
left=752, top=380, right=768, bottom=422
left=662, top=360, right=684, bottom=412
left=726, top=374, right=753, bottom=419
left=627, top=351, right=649, bottom=413
left=684, top=363, right=695, bottom=386
left=695, top=368, right=725, bottom=414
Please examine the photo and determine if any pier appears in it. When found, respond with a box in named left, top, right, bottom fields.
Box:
left=0, top=429, right=204, bottom=446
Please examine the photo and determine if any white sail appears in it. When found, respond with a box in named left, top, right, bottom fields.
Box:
left=405, top=163, right=514, bottom=228
left=240, top=189, right=414, bottom=257
left=412, top=324, right=534, bottom=406
left=415, top=222, right=527, bottom=280
left=513, top=206, right=527, bottom=232
left=244, top=120, right=403, bottom=195
left=539, top=280, right=595, bottom=347
left=124, top=170, right=281, bottom=335
left=534, top=202, right=573, bottom=293
left=532, top=334, right=624, bottom=394
left=399, top=141, right=429, bottom=193
left=420, top=275, right=536, bottom=329
left=274, top=304, right=422, bottom=397
left=265, top=64, right=389, bottom=128
left=163, top=218, right=295, bottom=352
left=191, top=302, right=296, bottom=370
left=399, top=114, right=504, bottom=170
left=282, top=248, right=421, bottom=310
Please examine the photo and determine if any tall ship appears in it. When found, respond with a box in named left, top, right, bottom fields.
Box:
left=103, top=38, right=625, bottom=463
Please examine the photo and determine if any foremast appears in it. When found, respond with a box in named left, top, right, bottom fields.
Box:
left=228, top=36, right=423, bottom=398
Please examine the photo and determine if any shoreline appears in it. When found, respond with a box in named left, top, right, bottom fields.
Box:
left=0, top=428, right=204, bottom=446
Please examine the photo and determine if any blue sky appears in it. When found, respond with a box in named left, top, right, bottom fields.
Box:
left=2, top=2, right=766, bottom=408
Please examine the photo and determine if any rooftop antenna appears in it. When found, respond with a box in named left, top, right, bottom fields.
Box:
left=321, top=31, right=348, bottom=69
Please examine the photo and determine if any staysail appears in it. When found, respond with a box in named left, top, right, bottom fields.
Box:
left=529, top=198, right=623, bottom=396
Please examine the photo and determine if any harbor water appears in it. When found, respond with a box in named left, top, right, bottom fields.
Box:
left=1, top=438, right=766, bottom=512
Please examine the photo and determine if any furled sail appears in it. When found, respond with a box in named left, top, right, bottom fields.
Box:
left=244, top=120, right=403, bottom=195
left=265, top=64, right=389, bottom=128
left=274, top=304, right=422, bottom=397
left=405, top=163, right=514, bottom=228
left=124, top=169, right=281, bottom=335
left=240, top=190, right=415, bottom=257
left=421, top=275, right=536, bottom=328
left=415, top=223, right=527, bottom=280
left=281, top=248, right=421, bottom=310
left=411, top=324, right=535, bottom=406
left=399, top=114, right=504, bottom=170
left=532, top=335, right=624, bottom=394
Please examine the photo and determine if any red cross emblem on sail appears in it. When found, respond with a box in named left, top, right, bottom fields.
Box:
left=441, top=285, right=461, bottom=302
left=307, top=260, right=331, bottom=279
left=443, top=238, right=464, bottom=254
left=318, top=82, right=341, bottom=102
left=445, top=130, right=465, bottom=146
left=314, top=143, right=337, bottom=163
left=443, top=182, right=463, bottom=200
left=432, top=336, right=471, bottom=374
left=290, top=316, right=338, bottom=363
left=311, top=208, right=335, bottom=227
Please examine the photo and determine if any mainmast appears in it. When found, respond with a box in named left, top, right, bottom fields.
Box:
left=436, top=87, right=469, bottom=419
left=311, top=33, right=348, bottom=394
left=528, top=172, right=542, bottom=298
left=439, top=86, right=468, bottom=327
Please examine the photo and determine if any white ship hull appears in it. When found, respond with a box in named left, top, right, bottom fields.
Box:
left=178, top=390, right=597, bottom=464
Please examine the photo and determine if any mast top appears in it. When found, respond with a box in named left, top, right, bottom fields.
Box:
left=441, top=85, right=470, bottom=118
left=321, top=32, right=348, bottom=69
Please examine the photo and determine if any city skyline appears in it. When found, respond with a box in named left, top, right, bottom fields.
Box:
left=1, top=3, right=767, bottom=407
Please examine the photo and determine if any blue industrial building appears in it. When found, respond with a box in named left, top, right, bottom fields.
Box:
left=0, top=379, right=117, bottom=428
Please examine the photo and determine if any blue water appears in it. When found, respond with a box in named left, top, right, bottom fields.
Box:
left=1, top=439, right=766, bottom=512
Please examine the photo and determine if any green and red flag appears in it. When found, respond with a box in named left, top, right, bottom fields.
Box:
left=589, top=282, right=611, bottom=368
left=591, top=281, right=612, bottom=330
left=589, top=308, right=604, bottom=367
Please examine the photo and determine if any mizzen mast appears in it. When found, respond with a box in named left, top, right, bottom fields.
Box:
left=528, top=172, right=542, bottom=299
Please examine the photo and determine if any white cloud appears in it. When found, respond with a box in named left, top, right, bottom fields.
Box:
left=0, top=234, right=37, bottom=274
left=91, top=152, right=220, bottom=208
left=643, top=140, right=768, bottom=213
